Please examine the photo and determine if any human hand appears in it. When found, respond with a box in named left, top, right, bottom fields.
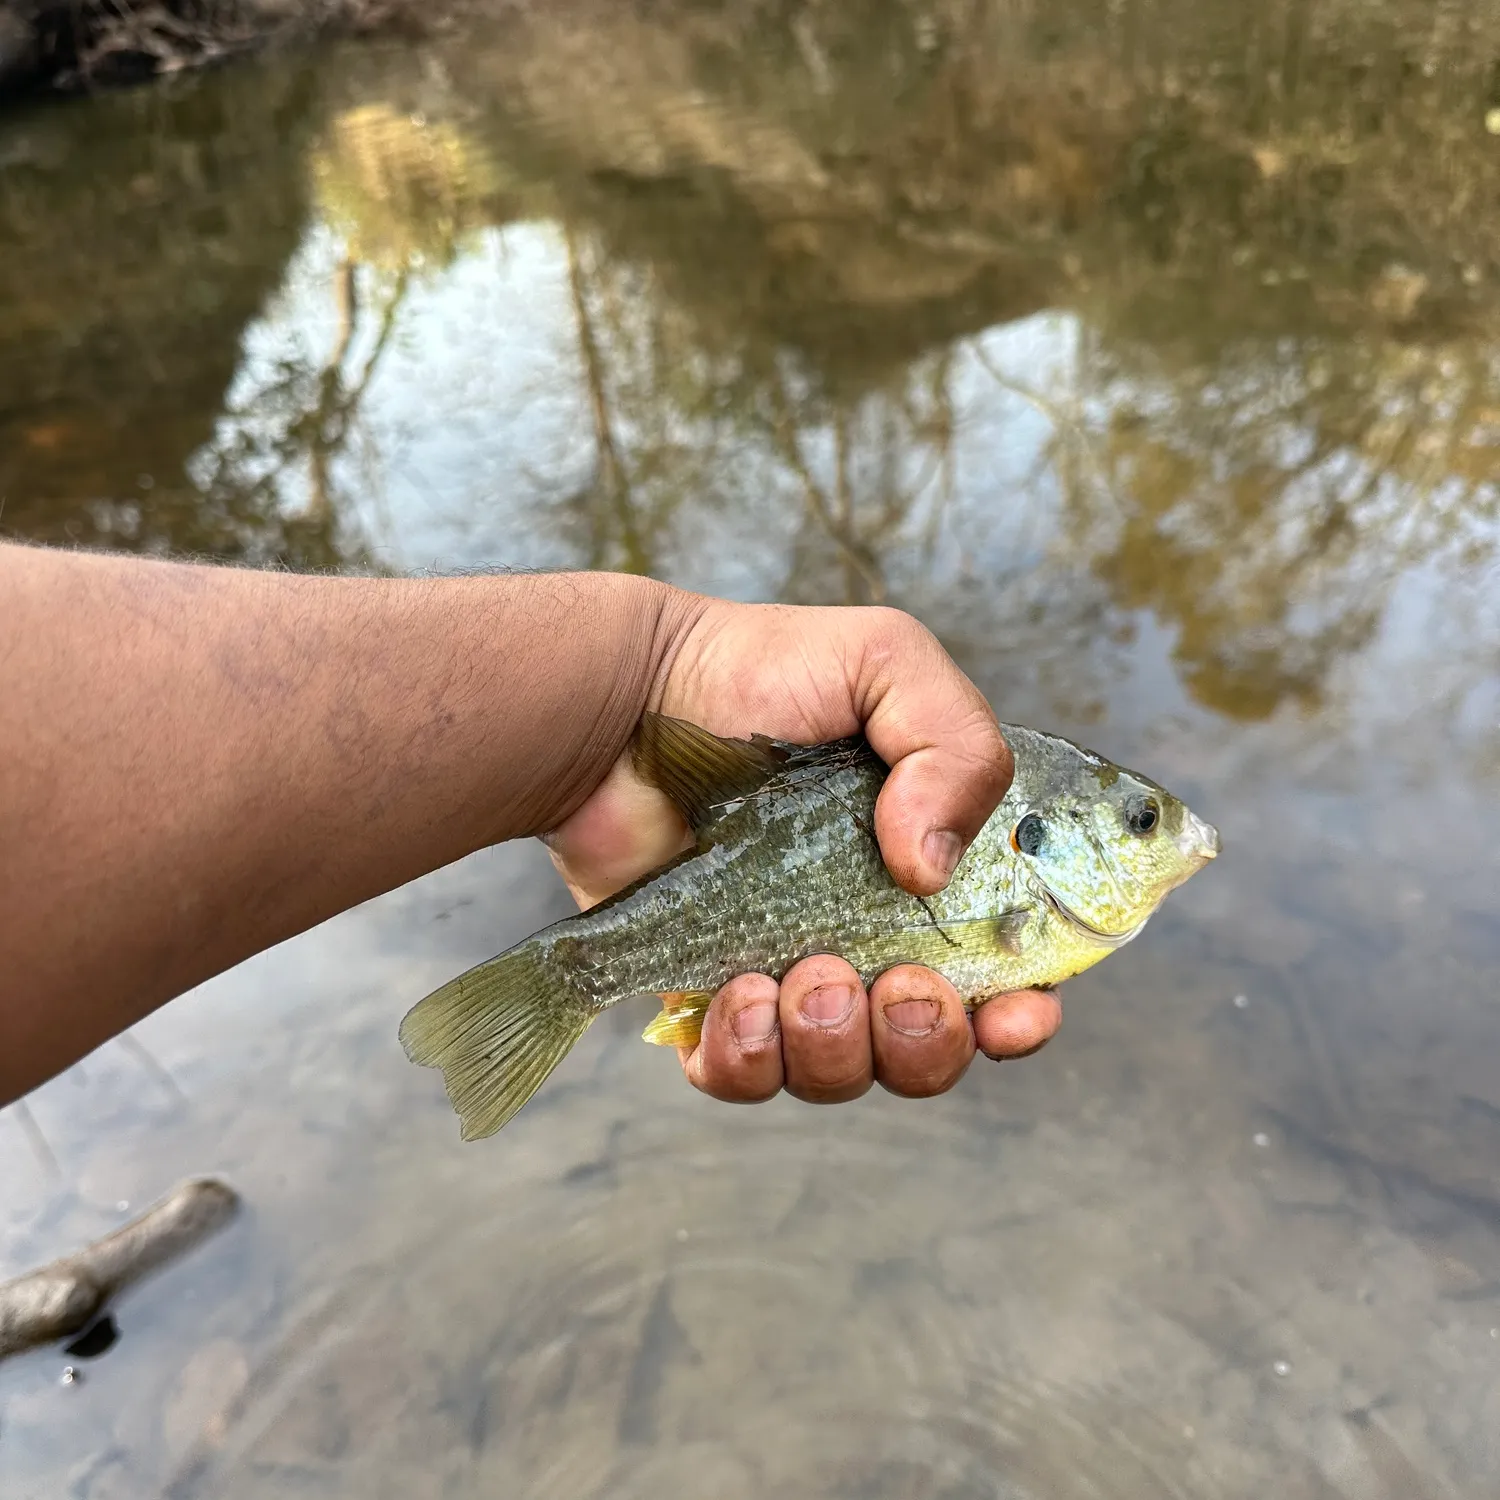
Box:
left=544, top=596, right=1062, bottom=1104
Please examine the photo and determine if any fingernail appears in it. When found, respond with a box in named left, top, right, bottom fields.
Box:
left=922, top=829, right=964, bottom=882
left=882, top=998, right=941, bottom=1036
left=733, top=1001, right=778, bottom=1044
left=801, top=984, right=855, bottom=1027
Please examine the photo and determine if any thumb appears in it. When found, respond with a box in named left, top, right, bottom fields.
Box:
left=849, top=613, right=1014, bottom=896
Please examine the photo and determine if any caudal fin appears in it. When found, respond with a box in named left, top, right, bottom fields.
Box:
left=399, top=946, right=595, bottom=1140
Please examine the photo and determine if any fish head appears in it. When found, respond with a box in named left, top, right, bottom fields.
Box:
left=1001, top=726, right=1220, bottom=942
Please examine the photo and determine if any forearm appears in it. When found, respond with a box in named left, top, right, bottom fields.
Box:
left=0, top=546, right=688, bottom=1103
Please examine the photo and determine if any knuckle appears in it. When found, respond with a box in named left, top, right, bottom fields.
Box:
left=953, top=711, right=1011, bottom=785
left=787, top=1032, right=871, bottom=1099
left=856, top=607, right=931, bottom=672
left=789, top=1075, right=872, bottom=1105
left=881, top=1073, right=941, bottom=1100
left=734, top=1079, right=785, bottom=1104
left=863, top=604, right=924, bottom=642
left=881, top=1036, right=973, bottom=1097
left=698, top=1055, right=778, bottom=1103
left=881, top=1065, right=960, bottom=1099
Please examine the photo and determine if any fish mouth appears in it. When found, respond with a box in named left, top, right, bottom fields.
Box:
left=1040, top=887, right=1147, bottom=948
left=1175, top=809, right=1221, bottom=864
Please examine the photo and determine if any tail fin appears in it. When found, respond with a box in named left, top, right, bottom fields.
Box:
left=399, top=945, right=596, bottom=1140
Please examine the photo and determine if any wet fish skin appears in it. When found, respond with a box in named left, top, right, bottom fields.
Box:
left=400, top=714, right=1219, bottom=1140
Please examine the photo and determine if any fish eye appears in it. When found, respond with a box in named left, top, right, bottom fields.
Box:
left=1125, top=796, right=1160, bottom=835
left=1012, top=813, right=1047, bottom=856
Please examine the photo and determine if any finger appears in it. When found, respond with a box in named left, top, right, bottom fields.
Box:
left=850, top=611, right=1014, bottom=896
left=973, top=988, right=1063, bottom=1059
left=680, top=973, right=784, bottom=1103
left=869, top=964, right=976, bottom=1098
left=778, top=954, right=873, bottom=1104
left=544, top=756, right=693, bottom=907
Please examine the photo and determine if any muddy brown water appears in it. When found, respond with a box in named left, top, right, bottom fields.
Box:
left=3, top=4, right=1499, bottom=1495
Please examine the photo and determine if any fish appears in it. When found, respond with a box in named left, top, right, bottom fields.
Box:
left=400, top=712, right=1220, bottom=1140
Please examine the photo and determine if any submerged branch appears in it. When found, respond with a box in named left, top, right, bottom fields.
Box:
left=0, top=1178, right=239, bottom=1361
left=10, top=1099, right=60, bottom=1183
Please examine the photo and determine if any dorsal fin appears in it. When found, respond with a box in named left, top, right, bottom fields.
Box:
left=629, top=712, right=789, bottom=833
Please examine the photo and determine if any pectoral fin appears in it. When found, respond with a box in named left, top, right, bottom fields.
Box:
left=880, top=909, right=1033, bottom=968
left=987, top=909, right=1031, bottom=955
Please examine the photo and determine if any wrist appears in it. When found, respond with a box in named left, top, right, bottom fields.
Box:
left=478, top=571, right=705, bottom=840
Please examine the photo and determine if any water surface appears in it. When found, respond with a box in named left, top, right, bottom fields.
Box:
left=3, top=3, right=1499, bottom=1495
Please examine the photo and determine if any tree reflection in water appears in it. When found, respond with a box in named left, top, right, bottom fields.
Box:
left=5, top=0, right=1500, bottom=742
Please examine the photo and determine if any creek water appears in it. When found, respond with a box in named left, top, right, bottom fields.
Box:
left=2, top=3, right=1499, bottom=1495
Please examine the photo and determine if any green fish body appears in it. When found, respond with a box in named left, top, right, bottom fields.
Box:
left=401, top=713, right=1220, bottom=1139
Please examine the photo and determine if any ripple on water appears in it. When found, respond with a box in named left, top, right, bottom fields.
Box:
left=167, top=1202, right=1221, bottom=1499
left=142, top=1096, right=1317, bottom=1500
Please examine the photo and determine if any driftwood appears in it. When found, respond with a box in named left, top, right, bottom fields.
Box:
left=0, top=0, right=433, bottom=97
left=0, top=1178, right=239, bottom=1360
left=0, top=0, right=284, bottom=95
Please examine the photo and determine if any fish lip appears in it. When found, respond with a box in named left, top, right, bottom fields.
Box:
left=1176, top=810, right=1221, bottom=862
left=1040, top=886, right=1145, bottom=947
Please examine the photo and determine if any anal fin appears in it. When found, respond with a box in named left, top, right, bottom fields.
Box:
left=641, top=990, right=715, bottom=1049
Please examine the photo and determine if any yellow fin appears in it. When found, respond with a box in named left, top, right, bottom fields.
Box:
left=884, top=909, right=1033, bottom=966
left=399, top=946, right=595, bottom=1140
left=641, top=990, right=714, bottom=1048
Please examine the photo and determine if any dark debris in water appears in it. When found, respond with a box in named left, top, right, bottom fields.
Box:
left=62, top=1312, right=119, bottom=1360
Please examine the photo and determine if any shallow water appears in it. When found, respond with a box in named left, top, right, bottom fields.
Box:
left=3, top=3, right=1500, bottom=1495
